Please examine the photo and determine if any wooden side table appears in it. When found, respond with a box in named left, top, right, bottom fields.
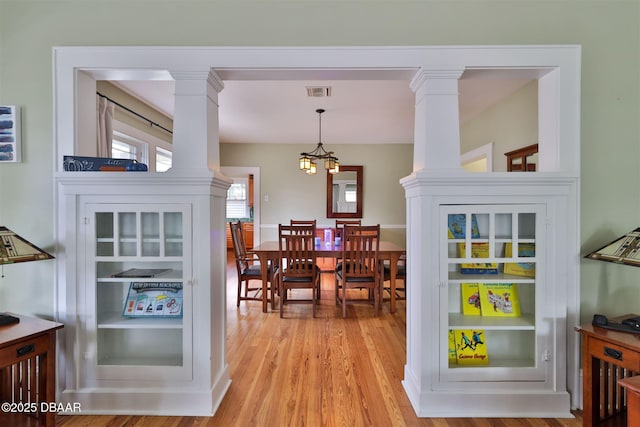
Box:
left=0, top=314, right=63, bottom=427
left=619, top=376, right=640, bottom=426
left=576, top=314, right=640, bottom=426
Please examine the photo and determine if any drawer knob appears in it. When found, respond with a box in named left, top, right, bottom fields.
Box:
left=16, top=343, right=35, bottom=357
left=604, top=346, right=623, bottom=360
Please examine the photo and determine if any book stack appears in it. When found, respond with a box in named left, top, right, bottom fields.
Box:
left=504, top=242, right=536, bottom=277
left=457, top=243, right=499, bottom=274
left=461, top=283, right=521, bottom=317
left=450, top=329, right=489, bottom=365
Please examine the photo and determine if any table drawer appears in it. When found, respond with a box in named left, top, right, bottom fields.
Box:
left=589, top=338, right=640, bottom=371
left=0, top=335, right=49, bottom=367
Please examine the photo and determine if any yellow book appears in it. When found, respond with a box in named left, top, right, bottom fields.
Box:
left=454, top=329, right=489, bottom=365
left=448, top=330, right=457, bottom=364
left=504, top=242, right=536, bottom=277
left=457, top=242, right=499, bottom=274
left=478, top=283, right=521, bottom=317
left=461, top=283, right=481, bottom=315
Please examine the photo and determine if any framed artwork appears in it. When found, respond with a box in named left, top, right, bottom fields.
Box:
left=0, top=106, right=21, bottom=163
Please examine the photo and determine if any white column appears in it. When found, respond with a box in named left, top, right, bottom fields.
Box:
left=410, top=68, right=464, bottom=172
left=169, top=70, right=224, bottom=175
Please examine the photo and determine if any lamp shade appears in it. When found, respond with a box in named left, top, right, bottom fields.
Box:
left=585, top=227, right=640, bottom=267
left=0, top=227, right=54, bottom=265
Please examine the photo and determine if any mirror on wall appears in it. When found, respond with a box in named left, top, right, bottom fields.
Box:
left=326, top=165, right=363, bottom=218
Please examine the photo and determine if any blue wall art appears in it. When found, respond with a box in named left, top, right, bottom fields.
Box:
left=0, top=105, right=21, bottom=163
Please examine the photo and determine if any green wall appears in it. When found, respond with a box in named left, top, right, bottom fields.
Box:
left=221, top=143, right=412, bottom=245
left=0, top=0, right=639, bottom=324
left=461, top=81, right=539, bottom=172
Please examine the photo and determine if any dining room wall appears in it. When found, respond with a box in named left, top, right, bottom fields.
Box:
left=460, top=81, right=539, bottom=172
left=220, top=142, right=412, bottom=246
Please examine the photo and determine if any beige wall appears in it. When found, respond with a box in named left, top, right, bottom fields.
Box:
left=0, top=0, right=638, bottom=323
left=221, top=143, right=412, bottom=245
left=96, top=81, right=173, bottom=144
left=461, top=81, right=539, bottom=172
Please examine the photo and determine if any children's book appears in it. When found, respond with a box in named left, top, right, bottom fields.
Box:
left=454, top=329, right=489, bottom=365
left=448, top=330, right=457, bottom=364
left=478, top=283, right=521, bottom=317
left=457, top=242, right=499, bottom=274
left=504, top=242, right=536, bottom=277
left=461, top=283, right=481, bottom=315
left=448, top=214, right=480, bottom=239
left=123, top=282, right=183, bottom=318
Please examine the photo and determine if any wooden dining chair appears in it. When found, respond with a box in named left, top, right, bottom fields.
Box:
left=335, top=224, right=381, bottom=318
left=383, top=254, right=406, bottom=302
left=290, top=219, right=317, bottom=227
left=334, top=219, right=361, bottom=238
left=229, top=221, right=275, bottom=308
left=277, top=224, right=321, bottom=318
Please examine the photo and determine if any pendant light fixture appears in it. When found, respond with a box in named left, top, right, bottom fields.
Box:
left=299, top=109, right=339, bottom=175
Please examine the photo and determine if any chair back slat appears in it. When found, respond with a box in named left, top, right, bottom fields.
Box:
left=335, top=219, right=362, bottom=238
left=279, top=224, right=316, bottom=278
left=342, top=225, right=380, bottom=281
left=229, top=221, right=249, bottom=269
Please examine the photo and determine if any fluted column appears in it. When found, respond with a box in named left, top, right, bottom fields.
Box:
left=169, top=70, right=224, bottom=175
left=410, top=68, right=464, bottom=172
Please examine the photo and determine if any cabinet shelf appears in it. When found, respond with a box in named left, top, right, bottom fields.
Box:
left=448, top=272, right=535, bottom=282
left=449, top=357, right=536, bottom=370
left=98, top=312, right=183, bottom=329
left=448, top=313, right=535, bottom=330
left=98, top=354, right=183, bottom=367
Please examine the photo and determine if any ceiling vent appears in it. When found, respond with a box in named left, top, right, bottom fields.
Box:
left=306, top=86, right=332, bottom=97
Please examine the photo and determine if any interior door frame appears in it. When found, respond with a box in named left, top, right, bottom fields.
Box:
left=221, top=166, right=261, bottom=247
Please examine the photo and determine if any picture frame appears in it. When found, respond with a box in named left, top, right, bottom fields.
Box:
left=0, top=106, right=21, bottom=163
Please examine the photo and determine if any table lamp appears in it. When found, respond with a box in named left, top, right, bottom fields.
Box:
left=585, top=227, right=640, bottom=267
left=0, top=226, right=54, bottom=325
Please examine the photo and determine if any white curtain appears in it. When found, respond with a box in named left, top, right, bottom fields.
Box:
left=97, top=95, right=115, bottom=157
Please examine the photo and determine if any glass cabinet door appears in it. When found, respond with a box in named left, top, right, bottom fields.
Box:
left=85, top=203, right=192, bottom=383
left=440, top=204, right=546, bottom=384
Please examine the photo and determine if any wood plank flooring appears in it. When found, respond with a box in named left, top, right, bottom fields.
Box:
left=56, top=254, right=582, bottom=427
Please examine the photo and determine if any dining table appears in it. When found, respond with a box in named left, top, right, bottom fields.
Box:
left=251, top=239, right=406, bottom=314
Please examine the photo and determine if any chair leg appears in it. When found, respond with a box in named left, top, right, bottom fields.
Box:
left=342, top=282, right=347, bottom=318
left=312, top=280, right=317, bottom=318
left=279, top=281, right=284, bottom=319
left=237, top=279, right=242, bottom=307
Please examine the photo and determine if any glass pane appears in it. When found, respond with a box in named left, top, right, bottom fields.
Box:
left=118, top=212, right=137, bottom=256
left=164, top=212, right=183, bottom=257
left=518, top=213, right=536, bottom=239
left=141, top=212, right=160, bottom=257
left=112, top=139, right=137, bottom=160
left=156, top=146, right=172, bottom=172
left=96, top=212, right=114, bottom=256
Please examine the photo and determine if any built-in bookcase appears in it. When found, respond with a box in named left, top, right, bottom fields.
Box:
left=441, top=204, right=544, bottom=383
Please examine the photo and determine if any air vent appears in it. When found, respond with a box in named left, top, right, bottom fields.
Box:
left=306, top=86, right=332, bottom=97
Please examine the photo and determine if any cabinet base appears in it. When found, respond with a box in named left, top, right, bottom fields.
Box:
left=402, top=375, right=572, bottom=418
left=60, top=368, right=231, bottom=416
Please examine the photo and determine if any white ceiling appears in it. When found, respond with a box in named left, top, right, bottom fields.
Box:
left=115, top=70, right=534, bottom=145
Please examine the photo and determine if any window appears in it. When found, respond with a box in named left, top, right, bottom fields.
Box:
left=112, top=121, right=172, bottom=172
left=226, top=179, right=248, bottom=218
left=156, top=147, right=172, bottom=172
left=112, top=138, right=139, bottom=160
left=345, top=184, right=357, bottom=203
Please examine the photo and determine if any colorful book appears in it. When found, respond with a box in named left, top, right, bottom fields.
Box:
left=448, top=330, right=457, bottom=364
left=454, top=329, right=489, bottom=365
left=504, top=242, right=536, bottom=277
left=457, top=242, right=499, bottom=274
left=123, top=282, right=183, bottom=318
left=461, top=283, right=482, bottom=315
left=448, top=214, right=480, bottom=239
left=478, top=283, right=521, bottom=317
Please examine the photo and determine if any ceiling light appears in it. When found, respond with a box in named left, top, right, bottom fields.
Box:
left=299, top=109, right=339, bottom=175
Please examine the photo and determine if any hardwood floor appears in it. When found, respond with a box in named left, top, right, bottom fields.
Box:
left=56, top=253, right=582, bottom=427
